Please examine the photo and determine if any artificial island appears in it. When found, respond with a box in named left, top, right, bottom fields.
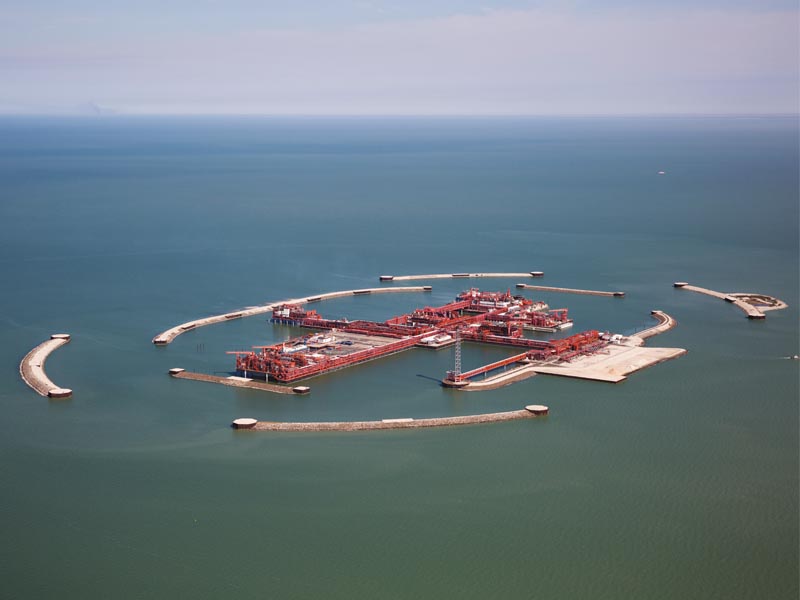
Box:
left=156, top=273, right=688, bottom=408
left=226, top=286, right=680, bottom=389
left=19, top=271, right=789, bottom=432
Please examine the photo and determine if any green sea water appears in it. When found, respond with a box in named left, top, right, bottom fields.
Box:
left=0, top=116, right=797, bottom=599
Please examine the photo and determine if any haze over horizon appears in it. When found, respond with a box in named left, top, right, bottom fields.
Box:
left=1, top=0, right=798, bottom=116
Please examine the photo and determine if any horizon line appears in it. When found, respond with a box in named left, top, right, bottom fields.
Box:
left=0, top=112, right=797, bottom=119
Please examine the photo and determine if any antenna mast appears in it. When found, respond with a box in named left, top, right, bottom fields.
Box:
left=454, top=329, right=462, bottom=377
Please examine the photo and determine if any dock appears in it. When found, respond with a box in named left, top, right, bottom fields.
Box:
left=379, top=271, right=544, bottom=282
left=152, top=285, right=432, bottom=345
left=442, top=351, right=536, bottom=390
left=457, top=364, right=539, bottom=391
left=673, top=282, right=787, bottom=319
left=19, top=334, right=73, bottom=398
left=515, top=284, right=625, bottom=297
left=233, top=406, right=546, bottom=432
left=168, top=369, right=302, bottom=394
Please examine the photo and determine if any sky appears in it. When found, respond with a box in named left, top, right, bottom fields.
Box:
left=0, top=0, right=797, bottom=115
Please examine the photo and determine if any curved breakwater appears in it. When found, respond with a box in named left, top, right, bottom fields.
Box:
left=19, top=334, right=72, bottom=398
left=635, top=310, right=677, bottom=341
left=152, top=286, right=432, bottom=345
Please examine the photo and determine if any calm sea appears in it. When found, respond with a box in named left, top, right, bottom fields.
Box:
left=0, top=116, right=797, bottom=599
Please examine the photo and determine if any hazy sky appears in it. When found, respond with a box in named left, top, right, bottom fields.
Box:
left=0, top=0, right=797, bottom=115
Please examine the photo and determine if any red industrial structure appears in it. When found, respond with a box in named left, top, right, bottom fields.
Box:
left=230, top=289, right=600, bottom=384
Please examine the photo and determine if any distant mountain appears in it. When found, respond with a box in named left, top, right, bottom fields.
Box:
left=0, top=101, right=117, bottom=115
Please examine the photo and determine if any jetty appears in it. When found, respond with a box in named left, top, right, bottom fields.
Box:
left=673, top=282, right=787, bottom=319
left=152, top=285, right=432, bottom=345
left=457, top=364, right=539, bottom=391
left=19, top=334, right=73, bottom=398
left=515, top=284, right=625, bottom=297
left=168, top=369, right=306, bottom=395
left=379, top=271, right=544, bottom=282
left=232, top=406, right=547, bottom=432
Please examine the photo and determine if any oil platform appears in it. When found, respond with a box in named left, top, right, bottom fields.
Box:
left=229, top=288, right=607, bottom=386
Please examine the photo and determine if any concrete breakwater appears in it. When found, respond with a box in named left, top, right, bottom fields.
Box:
left=515, top=284, right=625, bottom=297
left=379, top=272, right=544, bottom=282
left=168, top=369, right=304, bottom=394
left=633, top=310, right=677, bottom=342
left=673, top=282, right=787, bottom=319
left=235, top=406, right=547, bottom=432
left=152, top=286, right=431, bottom=345
left=19, top=334, right=72, bottom=398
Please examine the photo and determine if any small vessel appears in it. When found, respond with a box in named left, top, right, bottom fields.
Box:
left=306, top=334, right=336, bottom=348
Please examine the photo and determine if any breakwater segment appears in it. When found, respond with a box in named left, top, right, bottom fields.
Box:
left=236, top=406, right=546, bottom=432
left=152, top=286, right=431, bottom=345
left=19, top=334, right=72, bottom=398
left=379, top=272, right=544, bottom=282
left=516, top=284, right=625, bottom=297
left=629, top=310, right=677, bottom=344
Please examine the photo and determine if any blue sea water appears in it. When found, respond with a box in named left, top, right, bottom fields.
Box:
left=0, top=116, right=797, bottom=599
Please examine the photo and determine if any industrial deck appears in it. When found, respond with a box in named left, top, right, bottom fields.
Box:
left=452, top=310, right=683, bottom=387
left=529, top=344, right=687, bottom=383
left=234, top=288, right=581, bottom=384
